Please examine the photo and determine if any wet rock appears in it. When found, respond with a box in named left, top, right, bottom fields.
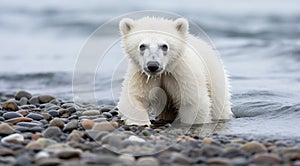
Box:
left=29, top=96, right=39, bottom=105
left=207, top=157, right=230, bottom=165
left=102, top=112, right=112, bottom=119
left=15, top=155, right=31, bottom=166
left=26, top=113, right=44, bottom=120
left=137, top=157, right=159, bottom=166
left=85, top=155, right=121, bottom=165
left=250, top=153, right=282, bottom=165
left=81, top=119, right=94, bottom=130
left=56, top=148, right=81, bottom=159
left=58, top=109, right=71, bottom=118
left=19, top=97, right=28, bottom=106
left=199, top=144, right=224, bottom=157
left=36, top=138, right=58, bottom=148
left=17, top=109, right=29, bottom=116
left=1, top=133, right=24, bottom=144
left=3, top=100, right=19, bottom=111
left=41, top=113, right=52, bottom=121
left=82, top=110, right=100, bottom=116
left=49, top=118, right=65, bottom=129
left=170, top=152, right=196, bottom=164
left=63, top=119, right=78, bottom=132
left=92, top=121, right=118, bottom=132
left=3, top=112, right=23, bottom=120
left=6, top=117, right=32, bottom=124
left=240, top=141, right=267, bottom=153
left=48, top=110, right=59, bottom=117
left=67, top=130, right=82, bottom=142
left=16, top=122, right=42, bottom=128
left=128, top=135, right=146, bottom=143
left=26, top=141, right=43, bottom=150
left=42, top=126, right=62, bottom=138
left=0, top=123, right=15, bottom=135
left=38, top=95, right=55, bottom=104
left=15, top=90, right=32, bottom=100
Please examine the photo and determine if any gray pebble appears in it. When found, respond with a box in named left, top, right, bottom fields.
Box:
left=3, top=112, right=23, bottom=120
left=63, top=119, right=78, bottom=132
left=43, top=126, right=62, bottom=138
left=15, top=91, right=32, bottom=100
left=26, top=113, right=44, bottom=121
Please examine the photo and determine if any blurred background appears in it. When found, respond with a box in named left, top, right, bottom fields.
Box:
left=1, top=0, right=300, bottom=136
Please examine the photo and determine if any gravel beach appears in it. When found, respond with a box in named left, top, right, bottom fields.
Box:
left=0, top=91, right=299, bottom=166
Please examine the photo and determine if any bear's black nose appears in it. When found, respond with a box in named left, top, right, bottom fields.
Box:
left=147, top=61, right=160, bottom=72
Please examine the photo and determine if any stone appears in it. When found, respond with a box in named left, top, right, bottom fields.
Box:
left=203, top=137, right=213, bottom=144
left=136, top=157, right=159, bottom=166
left=38, top=95, right=55, bottom=103
left=41, top=113, right=52, bottom=121
left=92, top=121, right=118, bottom=132
left=26, top=141, right=43, bottom=149
left=128, top=135, right=146, bottom=143
left=17, top=109, right=29, bottom=116
left=36, top=138, right=57, bottom=148
left=0, top=123, right=15, bottom=135
left=67, top=130, right=82, bottom=142
left=1, top=133, right=24, bottom=144
left=56, top=148, right=81, bottom=159
left=49, top=118, right=65, bottom=129
left=58, top=109, right=71, bottom=118
left=16, top=122, right=42, bottom=128
left=82, top=110, right=100, bottom=116
left=207, top=157, right=230, bottom=165
left=63, top=119, right=78, bottom=132
left=48, top=110, right=59, bottom=117
left=15, top=155, right=31, bottom=166
left=15, top=90, right=32, bottom=100
left=0, top=146, right=15, bottom=156
left=29, top=96, right=39, bottom=105
left=250, top=153, right=282, bottom=165
left=118, top=154, right=135, bottom=163
left=240, top=141, right=267, bottom=153
left=170, top=152, right=196, bottom=164
left=199, top=144, right=224, bottom=157
left=35, top=151, right=50, bottom=160
left=36, top=158, right=61, bottom=166
left=19, top=97, right=28, bottom=106
left=3, top=112, right=23, bottom=120
left=3, top=100, right=19, bottom=111
left=85, top=155, right=121, bottom=165
left=26, top=113, right=44, bottom=121
left=42, top=126, right=62, bottom=138
left=81, top=119, right=94, bottom=130
left=6, top=117, right=32, bottom=124
left=102, top=112, right=112, bottom=119
left=221, top=147, right=248, bottom=158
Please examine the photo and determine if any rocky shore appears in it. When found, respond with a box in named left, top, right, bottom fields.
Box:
left=0, top=91, right=299, bottom=166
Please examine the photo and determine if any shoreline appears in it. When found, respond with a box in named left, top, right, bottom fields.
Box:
left=0, top=91, right=299, bottom=165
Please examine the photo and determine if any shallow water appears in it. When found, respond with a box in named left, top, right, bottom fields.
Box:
left=0, top=0, right=300, bottom=137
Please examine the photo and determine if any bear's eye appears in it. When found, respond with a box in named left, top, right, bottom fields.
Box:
left=139, top=44, right=146, bottom=51
left=161, top=44, right=168, bottom=51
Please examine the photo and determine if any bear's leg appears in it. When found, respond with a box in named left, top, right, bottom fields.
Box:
left=178, top=103, right=211, bottom=124
left=118, top=95, right=151, bottom=126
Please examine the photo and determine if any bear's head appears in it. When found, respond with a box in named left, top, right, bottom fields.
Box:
left=119, top=17, right=189, bottom=76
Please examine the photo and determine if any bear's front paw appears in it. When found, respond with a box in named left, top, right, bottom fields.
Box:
left=124, top=118, right=151, bottom=126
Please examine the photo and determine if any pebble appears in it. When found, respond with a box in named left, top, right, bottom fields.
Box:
left=206, top=157, right=230, bottom=165
left=26, top=113, right=44, bottom=120
left=67, top=130, right=82, bottom=142
left=17, top=122, right=42, bottom=128
left=85, top=155, right=121, bottom=165
left=15, top=155, right=31, bottom=166
left=38, top=95, right=55, bottom=103
left=128, top=135, right=146, bottom=143
left=58, top=109, right=71, bottom=118
left=63, top=119, right=78, bottom=132
left=29, top=96, right=39, bottom=105
left=240, top=141, right=267, bottom=153
left=1, top=133, right=24, bottom=144
left=82, top=110, right=100, bottom=116
left=118, top=154, right=135, bottom=163
left=92, top=121, right=118, bottom=132
left=49, top=118, right=65, bottom=129
left=56, top=148, right=81, bottom=159
left=6, top=117, right=33, bottom=124
left=199, top=144, right=224, bottom=157
left=0, top=123, right=15, bottom=135
left=48, top=110, right=59, bottom=117
left=137, top=157, right=159, bottom=166
left=35, top=151, right=50, bottom=160
left=15, top=90, right=32, bottom=100
left=3, top=112, right=23, bottom=120
left=81, top=119, right=94, bottom=130
left=41, top=113, right=52, bottom=121
left=102, top=112, right=112, bottom=119
left=203, top=137, right=213, bottom=144
left=170, top=152, right=196, bottom=164
left=36, top=138, right=58, bottom=148
left=42, top=126, right=62, bottom=138
left=17, top=109, right=29, bottom=116
left=2, top=100, right=19, bottom=111
left=36, top=158, right=62, bottom=166
left=19, top=97, right=28, bottom=106
left=250, top=153, right=282, bottom=165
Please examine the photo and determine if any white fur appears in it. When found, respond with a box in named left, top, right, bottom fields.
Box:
left=118, top=17, right=231, bottom=126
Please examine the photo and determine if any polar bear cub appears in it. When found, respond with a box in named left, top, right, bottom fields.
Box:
left=117, top=17, right=231, bottom=126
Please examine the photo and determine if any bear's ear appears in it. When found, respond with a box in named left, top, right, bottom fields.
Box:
left=174, top=18, right=189, bottom=35
left=119, top=18, right=134, bottom=35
